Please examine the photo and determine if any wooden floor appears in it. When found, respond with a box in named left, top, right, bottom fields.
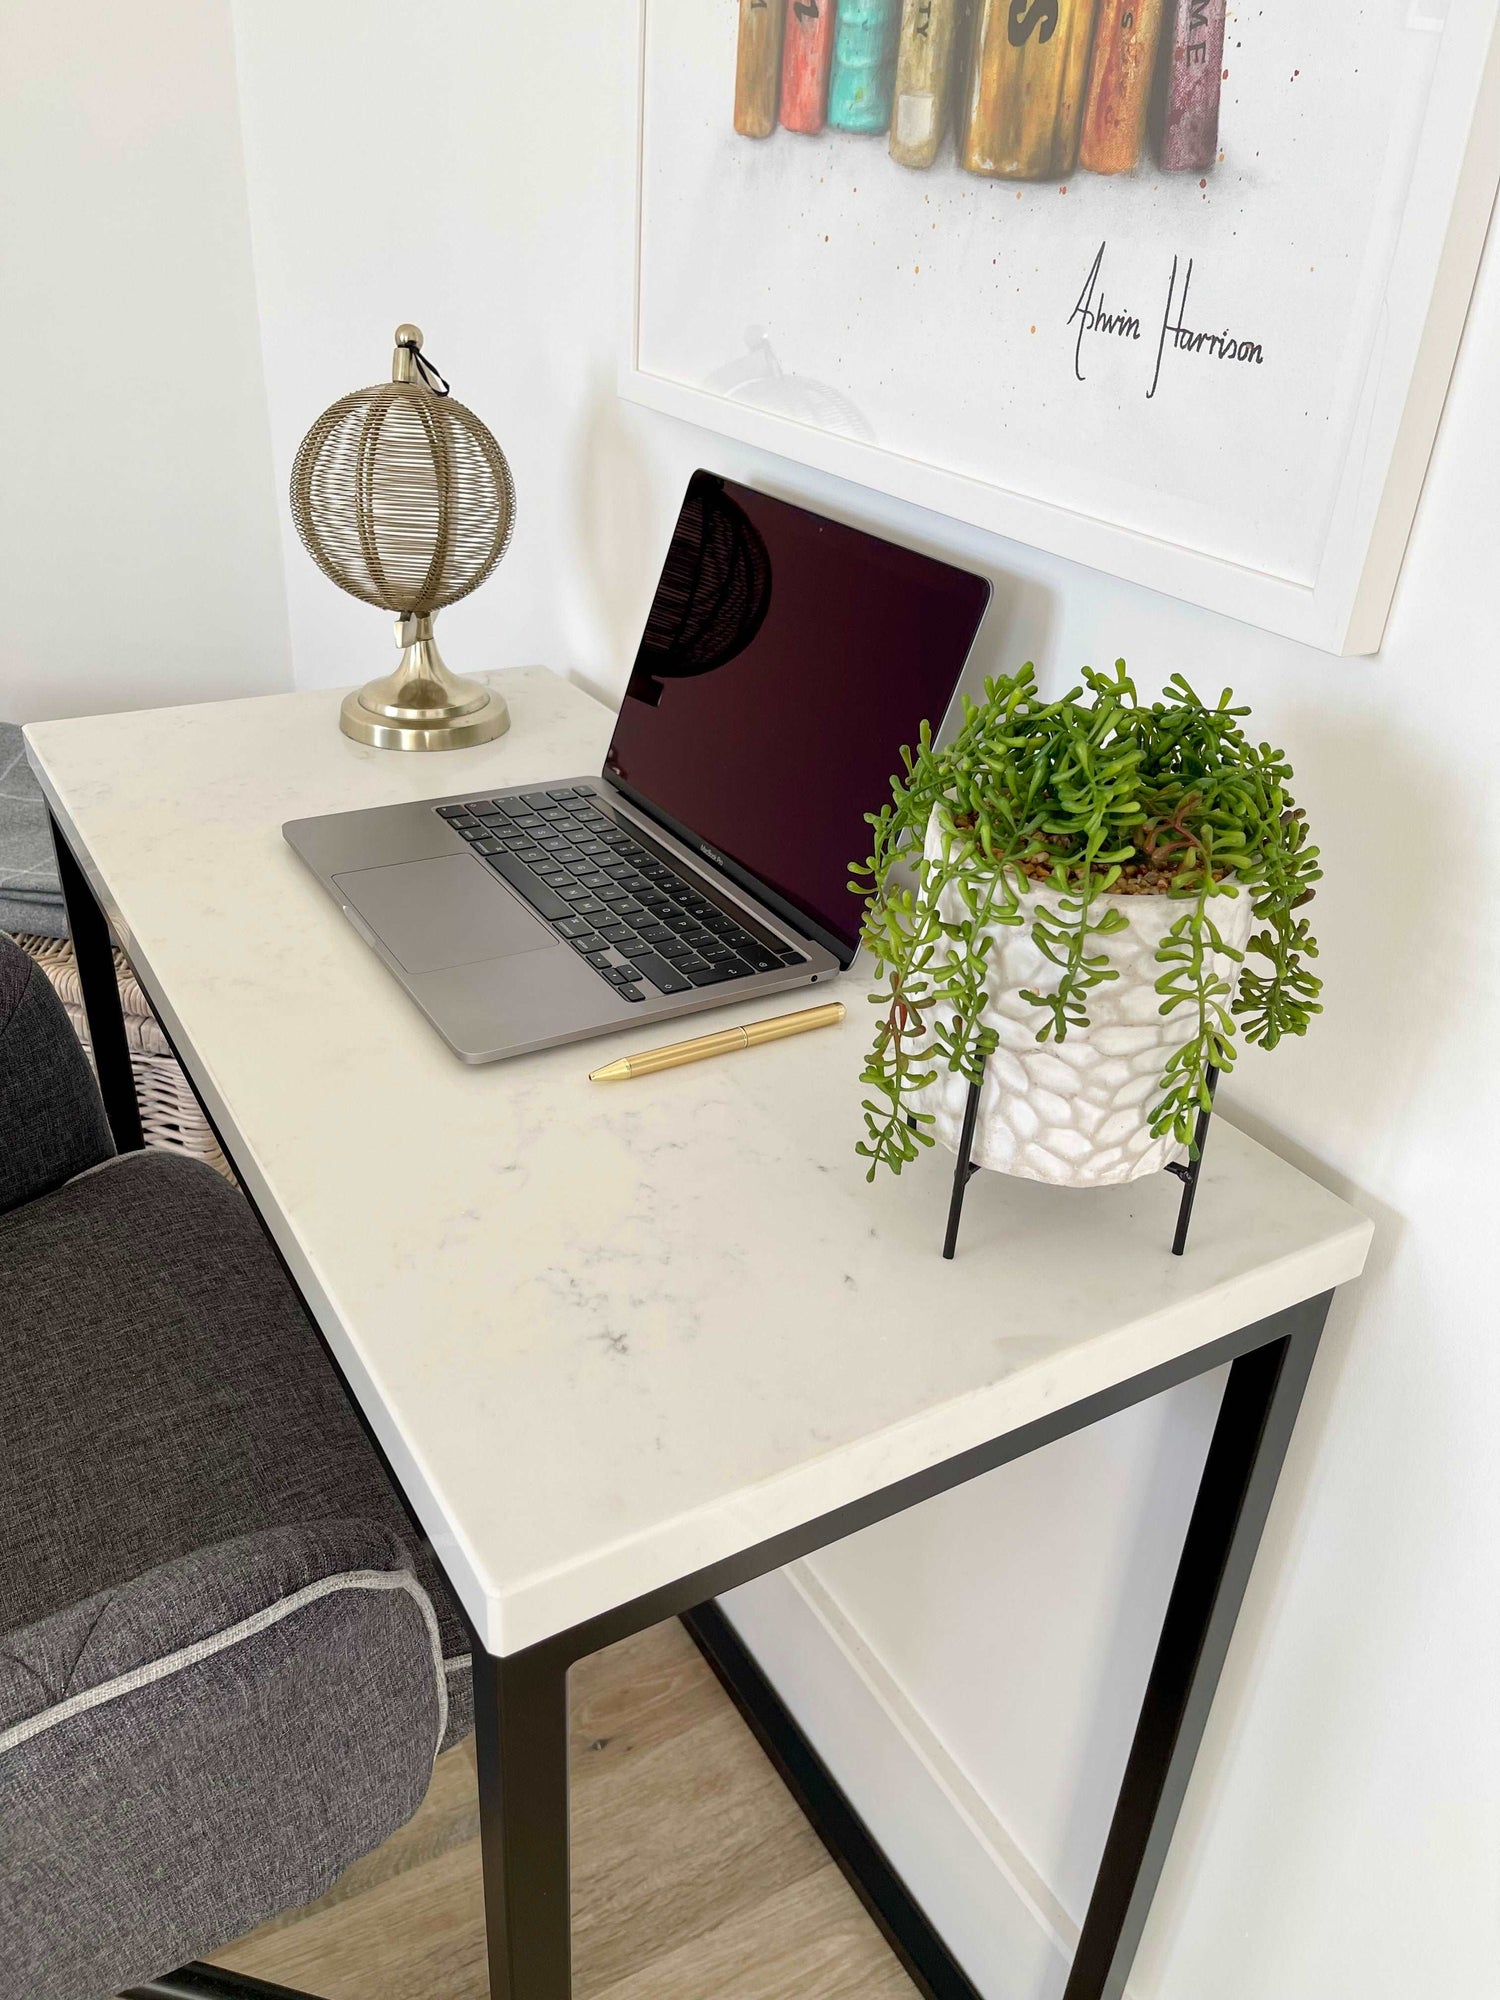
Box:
left=211, top=1618, right=917, bottom=2000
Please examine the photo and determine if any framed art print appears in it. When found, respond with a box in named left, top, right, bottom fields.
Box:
left=623, top=1, right=1500, bottom=653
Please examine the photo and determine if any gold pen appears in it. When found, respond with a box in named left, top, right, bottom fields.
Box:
left=589, top=1002, right=845, bottom=1082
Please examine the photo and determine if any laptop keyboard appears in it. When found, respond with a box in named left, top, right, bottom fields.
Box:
left=436, top=789, right=806, bottom=1004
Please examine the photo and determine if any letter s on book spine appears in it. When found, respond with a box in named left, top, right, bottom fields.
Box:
left=1150, top=0, right=1226, bottom=171
left=735, top=0, right=787, bottom=138
left=1080, top=0, right=1165, bottom=174
left=963, top=0, right=1100, bottom=181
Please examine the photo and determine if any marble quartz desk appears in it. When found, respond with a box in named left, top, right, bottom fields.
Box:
left=28, top=668, right=1371, bottom=2000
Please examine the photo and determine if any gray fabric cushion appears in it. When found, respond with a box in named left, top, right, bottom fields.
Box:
left=0, top=1519, right=447, bottom=2000
left=0, top=1146, right=472, bottom=1685
left=0, top=1146, right=475, bottom=1992
left=0, top=933, right=113, bottom=1216
left=0, top=726, right=65, bottom=937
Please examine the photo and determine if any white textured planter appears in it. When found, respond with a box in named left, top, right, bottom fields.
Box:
left=909, top=831, right=1253, bottom=1189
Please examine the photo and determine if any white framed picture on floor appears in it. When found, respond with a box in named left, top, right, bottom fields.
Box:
left=622, top=0, right=1500, bottom=654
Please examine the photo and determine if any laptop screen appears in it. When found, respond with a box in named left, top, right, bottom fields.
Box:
left=602, top=473, right=991, bottom=957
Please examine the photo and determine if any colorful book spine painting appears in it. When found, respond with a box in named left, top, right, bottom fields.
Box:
left=780, top=0, right=839, bottom=134
left=1080, top=0, right=1164, bottom=173
left=736, top=0, right=1231, bottom=182
left=828, top=0, right=902, bottom=134
left=734, top=0, right=787, bottom=138
left=1151, top=0, right=1225, bottom=170
left=963, top=0, right=1101, bottom=181
left=890, top=0, right=966, bottom=168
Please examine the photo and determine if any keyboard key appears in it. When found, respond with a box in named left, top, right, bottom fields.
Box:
left=486, top=852, right=573, bottom=922
left=555, top=916, right=592, bottom=938
left=595, top=921, right=630, bottom=942
left=519, top=792, right=555, bottom=809
left=636, top=923, right=673, bottom=944
left=437, top=804, right=469, bottom=820
left=627, top=952, right=694, bottom=995
left=547, top=787, right=581, bottom=800
left=684, top=961, right=747, bottom=986
left=602, top=965, right=634, bottom=985
left=676, top=955, right=712, bottom=976
left=655, top=938, right=692, bottom=959
left=461, top=800, right=491, bottom=815
left=474, top=838, right=503, bottom=857
left=573, top=898, right=607, bottom=917
left=568, top=933, right=607, bottom=953
left=739, top=945, right=780, bottom=971
left=619, top=985, right=645, bottom=1002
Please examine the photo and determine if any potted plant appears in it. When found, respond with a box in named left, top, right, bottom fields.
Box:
left=850, top=662, right=1322, bottom=1186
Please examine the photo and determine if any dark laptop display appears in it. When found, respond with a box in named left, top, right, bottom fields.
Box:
left=604, top=472, right=991, bottom=957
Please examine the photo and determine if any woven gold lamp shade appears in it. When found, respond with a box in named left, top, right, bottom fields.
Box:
left=290, top=324, right=516, bottom=749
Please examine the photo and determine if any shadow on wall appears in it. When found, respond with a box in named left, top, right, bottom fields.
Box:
left=574, top=374, right=662, bottom=701
left=954, top=570, right=1056, bottom=722
left=1251, top=700, right=1475, bottom=1157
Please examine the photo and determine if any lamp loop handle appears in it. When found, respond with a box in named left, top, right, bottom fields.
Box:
left=411, top=346, right=450, bottom=397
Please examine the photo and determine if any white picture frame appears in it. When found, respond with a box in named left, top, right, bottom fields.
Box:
left=622, top=2, right=1500, bottom=656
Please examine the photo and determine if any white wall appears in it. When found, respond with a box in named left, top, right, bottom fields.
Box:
left=0, top=0, right=289, bottom=723
left=231, top=6, right=1499, bottom=1994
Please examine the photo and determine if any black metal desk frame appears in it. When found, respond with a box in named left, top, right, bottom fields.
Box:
left=53, top=822, right=1330, bottom=2000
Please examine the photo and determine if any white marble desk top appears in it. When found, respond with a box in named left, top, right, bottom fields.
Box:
left=27, top=669, right=1372, bottom=1655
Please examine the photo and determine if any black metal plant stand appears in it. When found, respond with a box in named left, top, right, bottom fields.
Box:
left=941, top=1063, right=1221, bottom=1261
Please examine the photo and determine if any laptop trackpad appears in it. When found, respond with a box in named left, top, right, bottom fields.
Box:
left=333, top=855, right=556, bottom=975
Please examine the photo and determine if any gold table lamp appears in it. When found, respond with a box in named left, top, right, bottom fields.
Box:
left=290, top=324, right=515, bottom=750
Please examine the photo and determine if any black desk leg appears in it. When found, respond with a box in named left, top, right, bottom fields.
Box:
left=473, top=1641, right=573, bottom=2000
left=1063, top=1292, right=1330, bottom=2000
left=48, top=808, right=144, bottom=1153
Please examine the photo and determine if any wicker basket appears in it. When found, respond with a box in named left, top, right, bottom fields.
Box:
left=8, top=932, right=234, bottom=1183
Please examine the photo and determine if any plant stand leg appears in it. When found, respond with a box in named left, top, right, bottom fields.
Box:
left=942, top=1076, right=984, bottom=1261
left=1166, top=1065, right=1219, bottom=1258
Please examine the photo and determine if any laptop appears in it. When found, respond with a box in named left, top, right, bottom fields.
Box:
left=284, top=471, right=991, bottom=1063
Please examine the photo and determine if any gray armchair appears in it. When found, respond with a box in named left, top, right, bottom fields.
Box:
left=0, top=934, right=472, bottom=2000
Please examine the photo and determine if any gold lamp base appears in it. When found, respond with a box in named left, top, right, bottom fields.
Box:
left=340, top=613, right=510, bottom=752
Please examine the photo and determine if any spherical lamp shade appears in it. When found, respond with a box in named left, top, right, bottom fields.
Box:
left=290, top=325, right=516, bottom=750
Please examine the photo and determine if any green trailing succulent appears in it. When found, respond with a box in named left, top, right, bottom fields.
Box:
left=849, top=662, right=1322, bottom=1180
